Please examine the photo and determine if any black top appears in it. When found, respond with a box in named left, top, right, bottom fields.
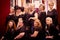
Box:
left=38, top=11, right=46, bottom=29
left=29, top=11, right=36, bottom=26
left=6, top=14, right=15, bottom=26
left=47, top=9, right=58, bottom=26
left=14, top=14, right=24, bottom=25
left=3, top=28, right=16, bottom=40
left=30, top=11, right=36, bottom=17
left=30, top=26, right=45, bottom=40
left=16, top=26, right=25, bottom=35
left=23, top=13, right=31, bottom=26
left=15, top=26, right=26, bottom=40
left=23, top=11, right=35, bottom=27
left=45, top=24, right=58, bottom=37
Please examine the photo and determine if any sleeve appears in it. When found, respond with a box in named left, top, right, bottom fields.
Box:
left=20, top=27, right=26, bottom=32
left=53, top=9, right=58, bottom=26
left=34, top=27, right=40, bottom=31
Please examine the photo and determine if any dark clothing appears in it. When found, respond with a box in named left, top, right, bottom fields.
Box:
left=30, top=26, right=45, bottom=40
left=45, top=24, right=58, bottom=40
left=47, top=9, right=58, bottom=26
left=15, top=26, right=26, bottom=40
left=14, top=14, right=24, bottom=25
left=23, top=13, right=31, bottom=26
left=29, top=11, right=36, bottom=27
left=55, top=25, right=60, bottom=40
left=23, top=11, right=35, bottom=30
left=3, top=28, right=16, bottom=40
left=6, top=14, right=15, bottom=26
left=38, top=11, right=46, bottom=30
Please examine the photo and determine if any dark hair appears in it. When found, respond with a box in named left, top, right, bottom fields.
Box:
left=14, top=6, right=22, bottom=11
left=21, top=7, right=24, bottom=12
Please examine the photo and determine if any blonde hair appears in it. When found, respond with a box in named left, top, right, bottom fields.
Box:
left=46, top=17, right=53, bottom=24
left=34, top=19, right=42, bottom=28
left=48, top=1, right=54, bottom=6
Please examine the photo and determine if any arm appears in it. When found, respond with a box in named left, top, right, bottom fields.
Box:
left=14, top=32, right=25, bottom=39
left=31, top=31, right=39, bottom=37
left=1, top=36, right=4, bottom=40
left=29, top=13, right=38, bottom=20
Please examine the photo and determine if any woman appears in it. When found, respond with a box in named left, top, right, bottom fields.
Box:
left=6, top=7, right=15, bottom=26
left=47, top=2, right=58, bottom=27
left=14, top=18, right=26, bottom=40
left=1, top=20, right=16, bottom=40
left=28, top=4, right=38, bottom=29
left=45, top=17, right=58, bottom=40
left=23, top=7, right=30, bottom=27
left=38, top=4, right=46, bottom=30
left=14, top=6, right=24, bottom=25
left=30, top=19, right=45, bottom=40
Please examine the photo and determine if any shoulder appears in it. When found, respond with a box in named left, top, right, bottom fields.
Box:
left=53, top=9, right=57, bottom=11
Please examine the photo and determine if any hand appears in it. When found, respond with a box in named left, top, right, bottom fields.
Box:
left=46, top=36, right=53, bottom=39
left=29, top=17, right=34, bottom=20
left=14, top=35, right=23, bottom=40
left=31, top=34, right=36, bottom=37
left=1, top=36, right=4, bottom=40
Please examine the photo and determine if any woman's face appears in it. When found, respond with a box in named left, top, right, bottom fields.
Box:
left=24, top=8, right=29, bottom=13
left=39, top=6, right=44, bottom=11
left=8, top=21, right=13, bottom=28
left=30, top=5, right=35, bottom=11
left=18, top=18, right=24, bottom=27
left=46, top=19, right=52, bottom=25
left=49, top=4, right=54, bottom=9
left=10, top=8, right=14, bottom=13
left=16, top=9, right=21, bottom=13
left=34, top=21, right=38, bottom=27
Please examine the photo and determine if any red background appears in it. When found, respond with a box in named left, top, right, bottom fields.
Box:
left=0, top=0, right=60, bottom=38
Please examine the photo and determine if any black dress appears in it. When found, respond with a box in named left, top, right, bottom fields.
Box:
left=29, top=11, right=36, bottom=28
left=47, top=9, right=58, bottom=26
left=45, top=24, right=58, bottom=40
left=3, top=28, right=16, bottom=40
left=30, top=26, right=45, bottom=40
left=23, top=13, right=31, bottom=26
left=38, top=11, right=46, bottom=30
left=15, top=26, right=26, bottom=40
left=14, top=14, right=24, bottom=25
left=6, top=14, right=15, bottom=26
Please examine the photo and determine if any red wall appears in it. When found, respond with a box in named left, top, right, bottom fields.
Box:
left=57, top=0, right=60, bottom=25
left=0, top=0, right=10, bottom=38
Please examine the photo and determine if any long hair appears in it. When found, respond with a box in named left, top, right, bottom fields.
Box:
left=34, top=19, right=42, bottom=28
left=6, top=20, right=16, bottom=32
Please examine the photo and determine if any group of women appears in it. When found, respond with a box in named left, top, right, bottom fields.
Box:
left=1, top=2, right=60, bottom=40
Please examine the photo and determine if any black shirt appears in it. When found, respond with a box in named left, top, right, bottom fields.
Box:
left=30, top=26, right=45, bottom=40
left=38, top=11, right=46, bottom=29
left=6, top=14, right=15, bottom=25
left=3, top=28, right=16, bottom=40
left=47, top=9, right=58, bottom=26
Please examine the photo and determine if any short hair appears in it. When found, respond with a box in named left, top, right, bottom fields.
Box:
left=48, top=1, right=54, bottom=6
left=46, top=17, right=53, bottom=24
left=39, top=4, right=45, bottom=10
left=14, top=6, right=21, bottom=11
